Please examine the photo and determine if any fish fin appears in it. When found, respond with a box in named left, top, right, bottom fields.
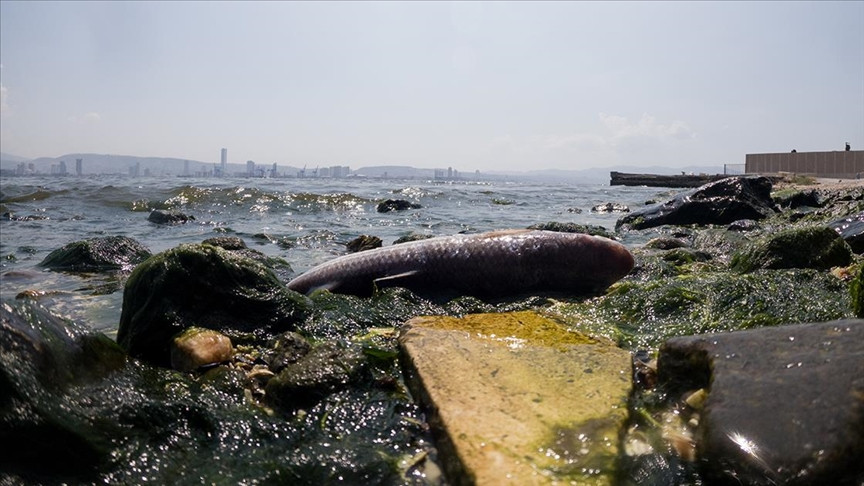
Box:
left=374, top=270, right=420, bottom=287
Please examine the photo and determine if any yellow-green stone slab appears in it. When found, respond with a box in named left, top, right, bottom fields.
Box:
left=399, top=311, right=631, bottom=486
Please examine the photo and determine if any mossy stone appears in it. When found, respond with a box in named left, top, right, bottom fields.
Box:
left=730, top=225, right=852, bottom=273
left=117, top=243, right=310, bottom=367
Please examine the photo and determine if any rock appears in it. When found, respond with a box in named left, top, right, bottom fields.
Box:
left=265, top=331, right=312, bottom=373
left=346, top=235, right=382, bottom=253
left=591, top=202, right=630, bottom=213
left=730, top=226, right=852, bottom=272
left=147, top=209, right=194, bottom=224
left=169, top=327, right=234, bottom=371
left=772, top=188, right=822, bottom=208
left=657, top=319, right=864, bottom=486
left=399, top=311, right=632, bottom=485
left=616, top=176, right=776, bottom=230
left=116, top=243, right=310, bottom=367
left=39, top=236, right=151, bottom=272
left=828, top=212, right=864, bottom=253
left=201, top=236, right=247, bottom=251
left=527, top=221, right=615, bottom=239
left=644, top=237, right=689, bottom=250
left=265, top=341, right=367, bottom=409
left=0, top=300, right=126, bottom=478
left=727, top=219, right=760, bottom=232
left=851, top=265, right=864, bottom=318
left=376, top=199, right=421, bottom=213
left=393, top=233, right=434, bottom=245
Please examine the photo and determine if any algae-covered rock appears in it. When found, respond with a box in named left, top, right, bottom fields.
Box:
left=170, top=327, right=234, bottom=372
left=0, top=300, right=126, bottom=480
left=117, top=243, right=310, bottom=367
left=201, top=236, right=293, bottom=278
left=658, top=320, right=864, bottom=486
left=39, top=236, right=151, bottom=272
left=730, top=226, right=852, bottom=273
left=616, top=176, right=776, bottom=230
left=265, top=341, right=368, bottom=409
left=265, top=331, right=312, bottom=373
left=399, top=311, right=631, bottom=485
left=852, top=264, right=864, bottom=318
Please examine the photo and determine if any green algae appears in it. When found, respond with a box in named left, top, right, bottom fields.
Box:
left=412, top=310, right=597, bottom=351
left=548, top=267, right=852, bottom=350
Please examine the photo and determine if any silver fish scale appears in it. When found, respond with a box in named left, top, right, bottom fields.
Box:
left=286, top=230, right=633, bottom=297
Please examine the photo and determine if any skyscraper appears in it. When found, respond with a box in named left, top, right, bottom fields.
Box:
left=75, top=158, right=83, bottom=176
left=220, top=148, right=228, bottom=177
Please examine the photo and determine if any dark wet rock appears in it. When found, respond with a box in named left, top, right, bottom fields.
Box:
left=265, top=341, right=367, bottom=409
left=39, top=236, right=151, bottom=273
left=0, top=300, right=126, bottom=479
left=265, top=331, right=312, bottom=373
left=772, top=188, right=822, bottom=208
left=727, top=219, right=760, bottom=232
left=527, top=221, right=615, bottom=239
left=658, top=319, right=864, bottom=486
left=393, top=233, right=434, bottom=245
left=346, top=235, right=382, bottom=253
left=566, top=207, right=583, bottom=214
left=117, top=243, right=310, bottom=367
left=147, top=209, right=194, bottom=225
left=591, top=202, right=630, bottom=213
left=730, top=225, right=852, bottom=273
left=645, top=237, right=689, bottom=250
left=2, top=211, right=48, bottom=221
left=829, top=212, right=864, bottom=254
left=616, top=176, right=776, bottom=230
left=170, top=327, right=234, bottom=372
left=376, top=199, right=420, bottom=213
left=201, top=236, right=247, bottom=251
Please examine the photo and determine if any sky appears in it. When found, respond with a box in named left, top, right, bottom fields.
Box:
left=1, top=1, right=862, bottom=173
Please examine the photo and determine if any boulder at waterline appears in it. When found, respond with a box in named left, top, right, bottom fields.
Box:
left=399, top=311, right=631, bottom=486
left=527, top=221, right=615, bottom=239
left=39, top=236, right=151, bottom=273
left=829, top=212, right=864, bottom=253
left=117, top=243, right=310, bottom=367
left=201, top=236, right=293, bottom=278
left=346, top=234, right=383, bottom=253
left=657, top=319, right=864, bottom=486
left=376, top=199, right=420, bottom=213
left=616, top=176, right=776, bottom=230
left=730, top=225, right=852, bottom=272
left=0, top=300, right=126, bottom=480
left=170, top=327, right=234, bottom=372
left=147, top=209, right=194, bottom=224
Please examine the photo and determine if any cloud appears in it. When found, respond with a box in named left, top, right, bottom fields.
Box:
left=484, top=112, right=698, bottom=168
left=68, top=112, right=102, bottom=124
left=600, top=112, right=696, bottom=142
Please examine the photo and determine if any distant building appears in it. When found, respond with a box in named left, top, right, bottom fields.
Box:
left=129, top=162, right=140, bottom=178
left=75, top=158, right=83, bottom=176
left=183, top=160, right=190, bottom=176
left=220, top=148, right=228, bottom=177
left=51, top=160, right=68, bottom=175
left=247, top=160, right=256, bottom=176
left=271, top=163, right=278, bottom=178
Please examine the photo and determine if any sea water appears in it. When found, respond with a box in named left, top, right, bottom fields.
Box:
left=0, top=175, right=667, bottom=334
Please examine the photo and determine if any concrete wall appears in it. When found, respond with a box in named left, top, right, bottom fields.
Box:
left=745, top=150, right=864, bottom=179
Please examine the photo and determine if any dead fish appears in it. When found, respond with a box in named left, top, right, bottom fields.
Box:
left=287, top=229, right=634, bottom=298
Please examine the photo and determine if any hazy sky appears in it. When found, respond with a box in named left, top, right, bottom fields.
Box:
left=1, top=1, right=862, bottom=172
